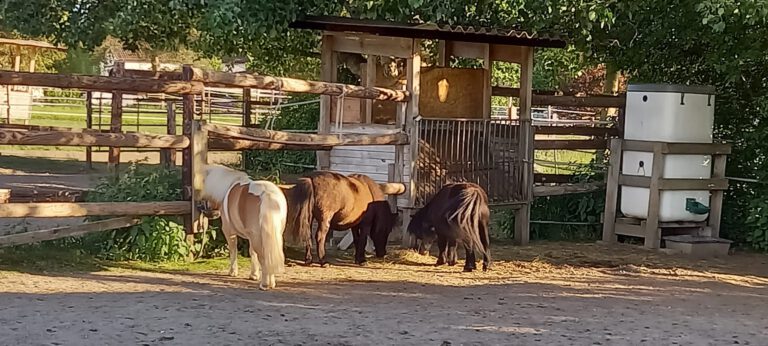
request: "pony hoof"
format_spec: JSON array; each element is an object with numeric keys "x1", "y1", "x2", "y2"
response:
[
  {"x1": 356, "y1": 261, "x2": 368, "y2": 267},
  {"x1": 259, "y1": 285, "x2": 270, "y2": 291},
  {"x1": 319, "y1": 262, "x2": 330, "y2": 268},
  {"x1": 463, "y1": 267, "x2": 474, "y2": 272},
  {"x1": 249, "y1": 275, "x2": 260, "y2": 281},
  {"x1": 228, "y1": 270, "x2": 238, "y2": 277}
]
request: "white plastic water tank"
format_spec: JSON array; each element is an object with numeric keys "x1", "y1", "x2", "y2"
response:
[{"x1": 620, "y1": 84, "x2": 716, "y2": 222}]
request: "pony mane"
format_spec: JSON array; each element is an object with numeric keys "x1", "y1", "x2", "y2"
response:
[{"x1": 202, "y1": 164, "x2": 251, "y2": 203}]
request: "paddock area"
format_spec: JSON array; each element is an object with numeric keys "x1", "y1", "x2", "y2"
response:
[{"x1": 1, "y1": 243, "x2": 766, "y2": 345}]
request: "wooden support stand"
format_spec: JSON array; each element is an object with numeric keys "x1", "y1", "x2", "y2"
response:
[{"x1": 602, "y1": 138, "x2": 731, "y2": 250}]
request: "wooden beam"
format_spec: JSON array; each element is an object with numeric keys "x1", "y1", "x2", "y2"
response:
[
  {"x1": 108, "y1": 61, "x2": 124, "y2": 172},
  {"x1": 0, "y1": 201, "x2": 191, "y2": 218},
  {"x1": 644, "y1": 146, "x2": 664, "y2": 249},
  {"x1": 534, "y1": 126, "x2": 619, "y2": 137},
  {"x1": 204, "y1": 123, "x2": 408, "y2": 146},
  {"x1": 514, "y1": 45, "x2": 534, "y2": 246},
  {"x1": 492, "y1": 86, "x2": 626, "y2": 108},
  {"x1": 327, "y1": 33, "x2": 414, "y2": 58},
  {"x1": 490, "y1": 44, "x2": 524, "y2": 63},
  {"x1": 0, "y1": 129, "x2": 189, "y2": 148},
  {"x1": 0, "y1": 217, "x2": 141, "y2": 247},
  {"x1": 364, "y1": 55, "x2": 376, "y2": 124},
  {"x1": 181, "y1": 65, "x2": 196, "y2": 237},
  {"x1": 708, "y1": 155, "x2": 727, "y2": 238},
  {"x1": 318, "y1": 35, "x2": 335, "y2": 170},
  {"x1": 0, "y1": 71, "x2": 204, "y2": 95},
  {"x1": 662, "y1": 143, "x2": 732, "y2": 155},
  {"x1": 602, "y1": 138, "x2": 622, "y2": 243},
  {"x1": 622, "y1": 140, "x2": 660, "y2": 152},
  {"x1": 482, "y1": 44, "x2": 492, "y2": 119},
  {"x1": 450, "y1": 41, "x2": 487, "y2": 59},
  {"x1": 533, "y1": 182, "x2": 604, "y2": 197},
  {"x1": 121, "y1": 69, "x2": 182, "y2": 81},
  {"x1": 619, "y1": 175, "x2": 651, "y2": 188},
  {"x1": 535, "y1": 139, "x2": 608, "y2": 150},
  {"x1": 0, "y1": 38, "x2": 67, "y2": 51},
  {"x1": 191, "y1": 120, "x2": 209, "y2": 234},
  {"x1": 208, "y1": 137, "x2": 332, "y2": 151},
  {"x1": 188, "y1": 67, "x2": 408, "y2": 102},
  {"x1": 160, "y1": 100, "x2": 177, "y2": 168},
  {"x1": 658, "y1": 178, "x2": 729, "y2": 191}
]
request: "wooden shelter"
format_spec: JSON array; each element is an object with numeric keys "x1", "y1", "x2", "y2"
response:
[
  {"x1": 0, "y1": 38, "x2": 67, "y2": 124},
  {"x1": 291, "y1": 16, "x2": 567, "y2": 245}
]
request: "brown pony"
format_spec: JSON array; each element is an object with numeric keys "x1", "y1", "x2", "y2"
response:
[{"x1": 284, "y1": 171, "x2": 396, "y2": 266}]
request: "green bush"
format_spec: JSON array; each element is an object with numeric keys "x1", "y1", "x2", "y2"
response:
[
  {"x1": 82, "y1": 162, "x2": 222, "y2": 261},
  {"x1": 494, "y1": 158, "x2": 606, "y2": 242},
  {"x1": 243, "y1": 94, "x2": 318, "y2": 176}
]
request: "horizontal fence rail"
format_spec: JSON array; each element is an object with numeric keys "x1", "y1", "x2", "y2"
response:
[{"x1": 0, "y1": 202, "x2": 192, "y2": 218}]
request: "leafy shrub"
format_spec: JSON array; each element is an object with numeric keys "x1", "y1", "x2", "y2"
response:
[
  {"x1": 82, "y1": 162, "x2": 222, "y2": 261},
  {"x1": 243, "y1": 94, "x2": 318, "y2": 176},
  {"x1": 494, "y1": 158, "x2": 606, "y2": 241}
]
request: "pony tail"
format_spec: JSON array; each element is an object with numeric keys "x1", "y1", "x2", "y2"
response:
[
  {"x1": 449, "y1": 188, "x2": 487, "y2": 257},
  {"x1": 285, "y1": 177, "x2": 314, "y2": 246},
  {"x1": 258, "y1": 193, "x2": 287, "y2": 274}
]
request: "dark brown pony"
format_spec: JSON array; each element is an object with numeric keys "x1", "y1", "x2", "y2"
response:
[
  {"x1": 284, "y1": 171, "x2": 396, "y2": 266},
  {"x1": 408, "y1": 182, "x2": 491, "y2": 272}
]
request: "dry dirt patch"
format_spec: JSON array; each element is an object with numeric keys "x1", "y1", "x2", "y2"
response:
[{"x1": 1, "y1": 243, "x2": 767, "y2": 345}]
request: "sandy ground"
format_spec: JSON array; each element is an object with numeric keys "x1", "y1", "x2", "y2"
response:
[{"x1": 1, "y1": 243, "x2": 767, "y2": 346}]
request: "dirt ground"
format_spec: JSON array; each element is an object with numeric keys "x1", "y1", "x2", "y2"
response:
[{"x1": 1, "y1": 243, "x2": 767, "y2": 346}]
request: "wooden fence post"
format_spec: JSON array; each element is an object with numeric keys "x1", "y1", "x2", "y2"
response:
[
  {"x1": 191, "y1": 119, "x2": 209, "y2": 239},
  {"x1": 85, "y1": 91, "x2": 93, "y2": 170},
  {"x1": 108, "y1": 61, "x2": 124, "y2": 172},
  {"x1": 181, "y1": 65, "x2": 197, "y2": 256},
  {"x1": 160, "y1": 100, "x2": 176, "y2": 168},
  {"x1": 242, "y1": 88, "x2": 251, "y2": 170}
]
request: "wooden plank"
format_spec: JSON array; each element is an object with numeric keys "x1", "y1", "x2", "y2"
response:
[
  {"x1": 191, "y1": 120, "x2": 209, "y2": 234},
  {"x1": 619, "y1": 175, "x2": 651, "y2": 188},
  {"x1": 0, "y1": 38, "x2": 67, "y2": 51},
  {"x1": 204, "y1": 123, "x2": 407, "y2": 146},
  {"x1": 622, "y1": 140, "x2": 661, "y2": 152},
  {"x1": 242, "y1": 88, "x2": 252, "y2": 126},
  {"x1": 602, "y1": 138, "x2": 622, "y2": 243},
  {"x1": 515, "y1": 46, "x2": 534, "y2": 246},
  {"x1": 209, "y1": 137, "x2": 331, "y2": 151},
  {"x1": 160, "y1": 100, "x2": 177, "y2": 168},
  {"x1": 364, "y1": 55, "x2": 376, "y2": 124},
  {"x1": 189, "y1": 67, "x2": 408, "y2": 102},
  {"x1": 437, "y1": 40, "x2": 448, "y2": 66},
  {"x1": 0, "y1": 217, "x2": 141, "y2": 247},
  {"x1": 0, "y1": 71, "x2": 204, "y2": 94},
  {"x1": 645, "y1": 147, "x2": 664, "y2": 249},
  {"x1": 331, "y1": 149, "x2": 395, "y2": 160},
  {"x1": 534, "y1": 173, "x2": 576, "y2": 184},
  {"x1": 0, "y1": 202, "x2": 191, "y2": 218},
  {"x1": 328, "y1": 33, "x2": 413, "y2": 58},
  {"x1": 490, "y1": 44, "x2": 523, "y2": 63},
  {"x1": 708, "y1": 155, "x2": 727, "y2": 238},
  {"x1": 122, "y1": 69, "x2": 182, "y2": 81},
  {"x1": 534, "y1": 126, "x2": 619, "y2": 137},
  {"x1": 318, "y1": 35, "x2": 335, "y2": 170},
  {"x1": 450, "y1": 41, "x2": 486, "y2": 59},
  {"x1": 492, "y1": 86, "x2": 626, "y2": 108},
  {"x1": 614, "y1": 222, "x2": 646, "y2": 238},
  {"x1": 0, "y1": 123, "x2": 105, "y2": 132},
  {"x1": 658, "y1": 178, "x2": 729, "y2": 191},
  {"x1": 482, "y1": 44, "x2": 492, "y2": 119},
  {"x1": 0, "y1": 129, "x2": 189, "y2": 148},
  {"x1": 85, "y1": 91, "x2": 94, "y2": 169},
  {"x1": 662, "y1": 143, "x2": 732, "y2": 155},
  {"x1": 535, "y1": 139, "x2": 608, "y2": 150},
  {"x1": 533, "y1": 182, "x2": 604, "y2": 197},
  {"x1": 406, "y1": 38, "x2": 421, "y2": 214},
  {"x1": 108, "y1": 61, "x2": 124, "y2": 172}
]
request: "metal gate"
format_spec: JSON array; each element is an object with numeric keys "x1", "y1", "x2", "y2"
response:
[{"x1": 413, "y1": 117, "x2": 526, "y2": 207}]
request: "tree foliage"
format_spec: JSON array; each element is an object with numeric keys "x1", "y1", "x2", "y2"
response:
[{"x1": 3, "y1": 0, "x2": 768, "y2": 247}]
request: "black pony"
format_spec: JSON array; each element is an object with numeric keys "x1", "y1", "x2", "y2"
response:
[{"x1": 408, "y1": 182, "x2": 491, "y2": 272}]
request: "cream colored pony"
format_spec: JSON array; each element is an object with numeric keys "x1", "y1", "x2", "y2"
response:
[{"x1": 199, "y1": 164, "x2": 287, "y2": 290}]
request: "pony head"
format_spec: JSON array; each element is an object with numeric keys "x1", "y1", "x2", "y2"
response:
[
  {"x1": 366, "y1": 201, "x2": 398, "y2": 258},
  {"x1": 407, "y1": 209, "x2": 437, "y2": 255},
  {"x1": 197, "y1": 164, "x2": 250, "y2": 220}
]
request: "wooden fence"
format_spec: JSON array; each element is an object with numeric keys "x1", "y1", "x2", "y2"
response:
[{"x1": 0, "y1": 65, "x2": 409, "y2": 246}]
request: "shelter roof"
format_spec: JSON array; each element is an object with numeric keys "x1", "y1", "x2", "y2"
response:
[{"x1": 290, "y1": 15, "x2": 567, "y2": 49}]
